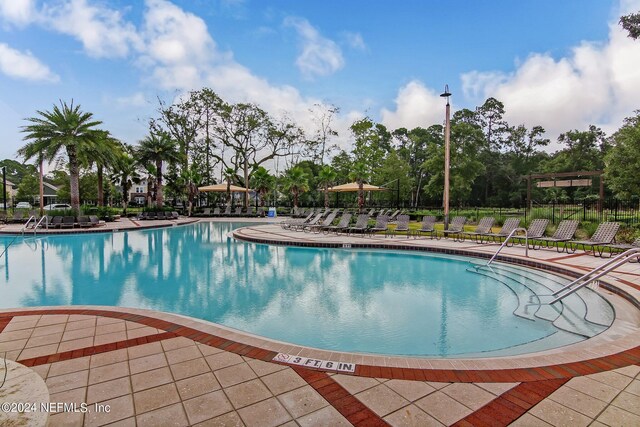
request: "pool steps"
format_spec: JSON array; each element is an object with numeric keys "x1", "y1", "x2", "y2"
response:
[{"x1": 470, "y1": 263, "x2": 612, "y2": 339}]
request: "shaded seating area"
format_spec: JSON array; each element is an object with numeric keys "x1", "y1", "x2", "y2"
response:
[{"x1": 568, "y1": 222, "x2": 620, "y2": 257}]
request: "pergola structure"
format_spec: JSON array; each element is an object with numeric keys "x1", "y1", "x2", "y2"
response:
[{"x1": 526, "y1": 170, "x2": 604, "y2": 210}]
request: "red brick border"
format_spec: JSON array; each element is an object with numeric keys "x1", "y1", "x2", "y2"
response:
[
  {"x1": 452, "y1": 378, "x2": 569, "y2": 426},
  {"x1": 293, "y1": 366, "x2": 389, "y2": 426}
]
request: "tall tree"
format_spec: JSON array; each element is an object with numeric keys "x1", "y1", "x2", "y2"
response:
[
  {"x1": 136, "y1": 131, "x2": 181, "y2": 208},
  {"x1": 19, "y1": 100, "x2": 103, "y2": 211},
  {"x1": 604, "y1": 111, "x2": 640, "y2": 198},
  {"x1": 620, "y1": 11, "x2": 640, "y2": 39},
  {"x1": 83, "y1": 130, "x2": 122, "y2": 207},
  {"x1": 283, "y1": 167, "x2": 309, "y2": 209},
  {"x1": 317, "y1": 165, "x2": 337, "y2": 209},
  {"x1": 110, "y1": 147, "x2": 141, "y2": 213},
  {"x1": 250, "y1": 167, "x2": 274, "y2": 207},
  {"x1": 307, "y1": 103, "x2": 339, "y2": 165},
  {"x1": 348, "y1": 161, "x2": 369, "y2": 212}
]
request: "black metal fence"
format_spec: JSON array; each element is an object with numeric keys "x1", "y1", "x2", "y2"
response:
[{"x1": 301, "y1": 198, "x2": 640, "y2": 226}]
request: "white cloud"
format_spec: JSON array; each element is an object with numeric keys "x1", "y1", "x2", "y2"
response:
[
  {"x1": 0, "y1": 43, "x2": 59, "y2": 82},
  {"x1": 461, "y1": 17, "x2": 640, "y2": 145},
  {"x1": 380, "y1": 80, "x2": 447, "y2": 131},
  {"x1": 342, "y1": 31, "x2": 366, "y2": 51},
  {"x1": 0, "y1": 0, "x2": 36, "y2": 26},
  {"x1": 40, "y1": 0, "x2": 141, "y2": 58},
  {"x1": 116, "y1": 92, "x2": 147, "y2": 107},
  {"x1": 284, "y1": 16, "x2": 344, "y2": 78}
]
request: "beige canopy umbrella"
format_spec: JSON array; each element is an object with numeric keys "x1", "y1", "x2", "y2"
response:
[
  {"x1": 198, "y1": 183, "x2": 253, "y2": 193},
  {"x1": 325, "y1": 182, "x2": 387, "y2": 192}
]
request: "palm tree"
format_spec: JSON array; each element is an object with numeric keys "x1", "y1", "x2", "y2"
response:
[
  {"x1": 317, "y1": 165, "x2": 337, "y2": 209},
  {"x1": 250, "y1": 167, "x2": 274, "y2": 207},
  {"x1": 283, "y1": 167, "x2": 309, "y2": 209},
  {"x1": 82, "y1": 130, "x2": 122, "y2": 207},
  {"x1": 349, "y1": 161, "x2": 369, "y2": 212},
  {"x1": 19, "y1": 100, "x2": 103, "y2": 211},
  {"x1": 110, "y1": 147, "x2": 141, "y2": 213},
  {"x1": 136, "y1": 132, "x2": 181, "y2": 208}
]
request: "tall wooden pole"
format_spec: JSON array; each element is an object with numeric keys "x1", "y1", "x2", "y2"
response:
[{"x1": 442, "y1": 86, "x2": 451, "y2": 230}]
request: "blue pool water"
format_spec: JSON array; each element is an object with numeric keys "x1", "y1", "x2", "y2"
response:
[{"x1": 0, "y1": 222, "x2": 610, "y2": 357}]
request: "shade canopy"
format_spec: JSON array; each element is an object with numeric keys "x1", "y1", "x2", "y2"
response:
[
  {"x1": 198, "y1": 183, "x2": 252, "y2": 193},
  {"x1": 325, "y1": 182, "x2": 387, "y2": 193}
]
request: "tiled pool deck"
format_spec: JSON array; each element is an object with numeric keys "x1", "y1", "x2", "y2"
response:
[{"x1": 0, "y1": 217, "x2": 639, "y2": 426}]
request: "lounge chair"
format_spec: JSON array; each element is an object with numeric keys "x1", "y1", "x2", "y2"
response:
[
  {"x1": 387, "y1": 210, "x2": 401, "y2": 221},
  {"x1": 513, "y1": 219, "x2": 549, "y2": 247},
  {"x1": 77, "y1": 216, "x2": 92, "y2": 227},
  {"x1": 137, "y1": 211, "x2": 148, "y2": 220},
  {"x1": 0, "y1": 211, "x2": 6, "y2": 224},
  {"x1": 49, "y1": 216, "x2": 63, "y2": 229},
  {"x1": 322, "y1": 213, "x2": 352, "y2": 234},
  {"x1": 221, "y1": 206, "x2": 232, "y2": 216},
  {"x1": 170, "y1": 211, "x2": 179, "y2": 220},
  {"x1": 146, "y1": 211, "x2": 157, "y2": 220},
  {"x1": 89, "y1": 215, "x2": 104, "y2": 226},
  {"x1": 257, "y1": 207, "x2": 265, "y2": 217},
  {"x1": 456, "y1": 217, "x2": 495, "y2": 243},
  {"x1": 246, "y1": 207, "x2": 256, "y2": 217},
  {"x1": 604, "y1": 237, "x2": 640, "y2": 259},
  {"x1": 296, "y1": 212, "x2": 324, "y2": 232},
  {"x1": 60, "y1": 216, "x2": 75, "y2": 229},
  {"x1": 390, "y1": 214, "x2": 410, "y2": 238},
  {"x1": 441, "y1": 216, "x2": 467, "y2": 240},
  {"x1": 368, "y1": 215, "x2": 389, "y2": 237},
  {"x1": 211, "y1": 207, "x2": 221, "y2": 217},
  {"x1": 347, "y1": 214, "x2": 370, "y2": 236},
  {"x1": 202, "y1": 208, "x2": 211, "y2": 216},
  {"x1": 568, "y1": 222, "x2": 620, "y2": 257},
  {"x1": 414, "y1": 216, "x2": 438, "y2": 239},
  {"x1": 531, "y1": 220, "x2": 579, "y2": 252},
  {"x1": 232, "y1": 206, "x2": 243, "y2": 216},
  {"x1": 281, "y1": 212, "x2": 314, "y2": 230},
  {"x1": 9, "y1": 211, "x2": 25, "y2": 223},
  {"x1": 308, "y1": 210, "x2": 339, "y2": 233},
  {"x1": 481, "y1": 218, "x2": 521, "y2": 243}
]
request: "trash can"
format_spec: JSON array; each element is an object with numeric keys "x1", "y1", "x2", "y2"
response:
[{"x1": 267, "y1": 207, "x2": 277, "y2": 218}]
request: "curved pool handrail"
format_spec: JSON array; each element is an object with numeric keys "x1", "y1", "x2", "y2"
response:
[{"x1": 475, "y1": 227, "x2": 528, "y2": 270}]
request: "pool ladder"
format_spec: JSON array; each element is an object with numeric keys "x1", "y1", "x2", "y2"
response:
[
  {"x1": 20, "y1": 216, "x2": 48, "y2": 235},
  {"x1": 545, "y1": 247, "x2": 640, "y2": 304}
]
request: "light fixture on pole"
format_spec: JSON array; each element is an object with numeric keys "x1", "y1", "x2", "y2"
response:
[{"x1": 440, "y1": 84, "x2": 451, "y2": 230}]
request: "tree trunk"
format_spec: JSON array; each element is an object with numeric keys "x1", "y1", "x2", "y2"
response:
[
  {"x1": 243, "y1": 161, "x2": 249, "y2": 209},
  {"x1": 324, "y1": 185, "x2": 329, "y2": 208},
  {"x1": 358, "y1": 182, "x2": 364, "y2": 213},
  {"x1": 97, "y1": 165, "x2": 104, "y2": 207},
  {"x1": 67, "y1": 146, "x2": 81, "y2": 212},
  {"x1": 156, "y1": 160, "x2": 163, "y2": 208},
  {"x1": 293, "y1": 190, "x2": 299, "y2": 209}
]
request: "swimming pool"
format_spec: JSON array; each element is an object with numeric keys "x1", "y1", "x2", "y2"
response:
[{"x1": 0, "y1": 222, "x2": 613, "y2": 357}]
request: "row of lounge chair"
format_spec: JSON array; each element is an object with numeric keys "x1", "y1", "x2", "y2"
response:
[
  {"x1": 198, "y1": 206, "x2": 265, "y2": 217},
  {"x1": 281, "y1": 210, "x2": 411, "y2": 237},
  {"x1": 418, "y1": 216, "x2": 629, "y2": 257},
  {"x1": 42, "y1": 215, "x2": 104, "y2": 229},
  {"x1": 137, "y1": 211, "x2": 180, "y2": 220},
  {"x1": 291, "y1": 207, "x2": 404, "y2": 222},
  {"x1": 281, "y1": 212, "x2": 636, "y2": 256}
]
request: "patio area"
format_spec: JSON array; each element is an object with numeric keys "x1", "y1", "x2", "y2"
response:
[{"x1": 0, "y1": 219, "x2": 639, "y2": 426}]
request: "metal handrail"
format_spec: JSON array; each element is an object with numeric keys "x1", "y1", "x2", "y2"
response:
[
  {"x1": 482, "y1": 227, "x2": 528, "y2": 268},
  {"x1": 549, "y1": 247, "x2": 640, "y2": 304},
  {"x1": 33, "y1": 216, "x2": 48, "y2": 233},
  {"x1": 20, "y1": 216, "x2": 36, "y2": 234}
]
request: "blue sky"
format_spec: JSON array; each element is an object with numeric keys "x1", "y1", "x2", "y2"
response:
[{"x1": 1, "y1": 0, "x2": 639, "y2": 164}]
